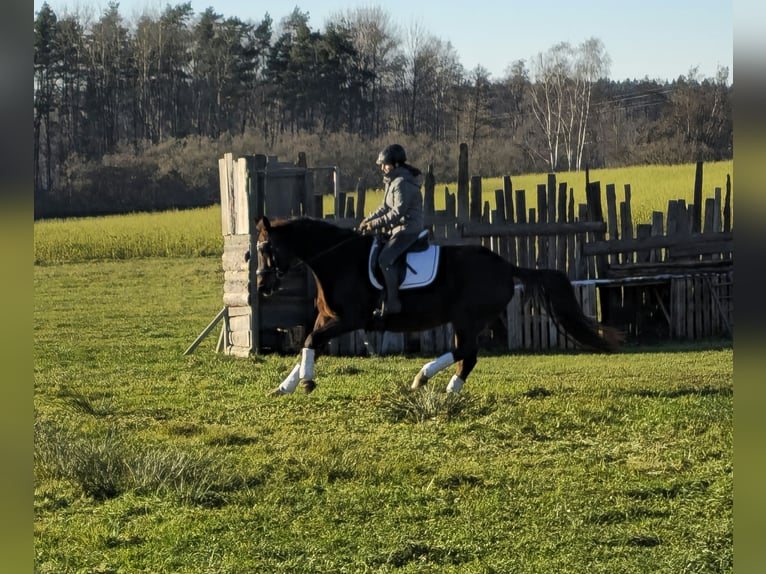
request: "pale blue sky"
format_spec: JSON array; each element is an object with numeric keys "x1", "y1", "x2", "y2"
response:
[{"x1": 34, "y1": 0, "x2": 738, "y2": 84}]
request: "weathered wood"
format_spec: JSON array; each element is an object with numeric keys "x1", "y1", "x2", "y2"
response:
[
  {"x1": 457, "y1": 143, "x2": 469, "y2": 221},
  {"x1": 461, "y1": 221, "x2": 605, "y2": 238},
  {"x1": 184, "y1": 307, "x2": 227, "y2": 355},
  {"x1": 423, "y1": 164, "x2": 435, "y2": 215},
  {"x1": 584, "y1": 231, "x2": 733, "y2": 256},
  {"x1": 606, "y1": 258, "x2": 732, "y2": 278},
  {"x1": 693, "y1": 161, "x2": 703, "y2": 233},
  {"x1": 470, "y1": 175, "x2": 483, "y2": 223}
]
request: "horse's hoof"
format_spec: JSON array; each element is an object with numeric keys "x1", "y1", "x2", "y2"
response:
[
  {"x1": 301, "y1": 380, "x2": 316, "y2": 394},
  {"x1": 267, "y1": 387, "x2": 287, "y2": 397},
  {"x1": 411, "y1": 372, "x2": 428, "y2": 390}
]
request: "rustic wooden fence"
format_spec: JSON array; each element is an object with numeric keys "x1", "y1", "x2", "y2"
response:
[{"x1": 197, "y1": 146, "x2": 732, "y2": 358}]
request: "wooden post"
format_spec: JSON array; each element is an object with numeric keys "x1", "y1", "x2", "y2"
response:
[
  {"x1": 692, "y1": 161, "x2": 703, "y2": 233},
  {"x1": 470, "y1": 175, "x2": 483, "y2": 223},
  {"x1": 457, "y1": 143, "x2": 469, "y2": 222},
  {"x1": 424, "y1": 164, "x2": 435, "y2": 215}
]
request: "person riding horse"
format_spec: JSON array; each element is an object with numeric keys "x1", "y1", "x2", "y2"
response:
[{"x1": 359, "y1": 144, "x2": 425, "y2": 318}]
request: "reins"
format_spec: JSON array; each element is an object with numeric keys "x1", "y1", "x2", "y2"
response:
[{"x1": 258, "y1": 230, "x2": 367, "y2": 277}]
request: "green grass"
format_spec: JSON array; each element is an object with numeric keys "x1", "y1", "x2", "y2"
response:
[
  {"x1": 34, "y1": 257, "x2": 733, "y2": 573},
  {"x1": 33, "y1": 161, "x2": 733, "y2": 266}
]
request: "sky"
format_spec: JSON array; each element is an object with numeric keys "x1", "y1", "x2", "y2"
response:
[{"x1": 33, "y1": 0, "x2": 741, "y2": 84}]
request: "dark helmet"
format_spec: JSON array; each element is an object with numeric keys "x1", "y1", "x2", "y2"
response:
[{"x1": 376, "y1": 144, "x2": 407, "y2": 166}]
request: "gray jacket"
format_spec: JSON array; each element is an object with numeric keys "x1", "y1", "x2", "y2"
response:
[{"x1": 363, "y1": 165, "x2": 424, "y2": 235}]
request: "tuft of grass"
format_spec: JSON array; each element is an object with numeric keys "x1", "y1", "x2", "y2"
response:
[
  {"x1": 377, "y1": 383, "x2": 476, "y2": 423},
  {"x1": 34, "y1": 417, "x2": 241, "y2": 506}
]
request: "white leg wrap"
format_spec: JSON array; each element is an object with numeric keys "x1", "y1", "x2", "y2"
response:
[
  {"x1": 299, "y1": 348, "x2": 315, "y2": 380},
  {"x1": 446, "y1": 374, "x2": 465, "y2": 393},
  {"x1": 278, "y1": 363, "x2": 301, "y2": 393},
  {"x1": 421, "y1": 352, "x2": 455, "y2": 379}
]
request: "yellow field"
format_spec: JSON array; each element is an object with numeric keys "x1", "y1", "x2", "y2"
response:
[{"x1": 355, "y1": 161, "x2": 733, "y2": 226}]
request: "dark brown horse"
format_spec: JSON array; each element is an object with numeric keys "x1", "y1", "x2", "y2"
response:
[{"x1": 255, "y1": 216, "x2": 622, "y2": 395}]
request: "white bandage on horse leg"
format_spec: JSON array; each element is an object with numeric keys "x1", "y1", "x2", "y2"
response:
[
  {"x1": 446, "y1": 374, "x2": 465, "y2": 393},
  {"x1": 421, "y1": 352, "x2": 455, "y2": 379},
  {"x1": 299, "y1": 348, "x2": 315, "y2": 380},
  {"x1": 279, "y1": 363, "x2": 301, "y2": 393}
]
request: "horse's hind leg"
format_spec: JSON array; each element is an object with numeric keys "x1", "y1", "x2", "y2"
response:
[
  {"x1": 411, "y1": 325, "x2": 479, "y2": 393},
  {"x1": 445, "y1": 327, "x2": 479, "y2": 393}
]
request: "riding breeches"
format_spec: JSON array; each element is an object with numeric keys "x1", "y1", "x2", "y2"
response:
[{"x1": 377, "y1": 231, "x2": 420, "y2": 270}]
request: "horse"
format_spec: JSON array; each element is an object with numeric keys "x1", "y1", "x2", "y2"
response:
[{"x1": 254, "y1": 216, "x2": 623, "y2": 395}]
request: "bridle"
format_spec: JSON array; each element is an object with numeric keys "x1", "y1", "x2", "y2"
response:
[
  {"x1": 255, "y1": 229, "x2": 367, "y2": 282},
  {"x1": 255, "y1": 239, "x2": 289, "y2": 279}
]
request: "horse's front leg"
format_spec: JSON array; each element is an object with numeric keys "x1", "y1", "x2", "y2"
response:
[{"x1": 268, "y1": 313, "x2": 350, "y2": 396}]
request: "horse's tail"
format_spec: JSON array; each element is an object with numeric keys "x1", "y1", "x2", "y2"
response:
[{"x1": 512, "y1": 266, "x2": 624, "y2": 352}]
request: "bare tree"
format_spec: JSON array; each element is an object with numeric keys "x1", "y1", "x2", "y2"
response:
[
  {"x1": 529, "y1": 42, "x2": 571, "y2": 170},
  {"x1": 340, "y1": 6, "x2": 400, "y2": 136},
  {"x1": 569, "y1": 37, "x2": 610, "y2": 170}
]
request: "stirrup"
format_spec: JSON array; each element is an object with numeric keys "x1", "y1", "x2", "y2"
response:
[{"x1": 373, "y1": 300, "x2": 401, "y2": 318}]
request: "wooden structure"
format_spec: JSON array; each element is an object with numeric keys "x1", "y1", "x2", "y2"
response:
[
  {"x1": 205, "y1": 145, "x2": 732, "y2": 357},
  {"x1": 212, "y1": 152, "x2": 336, "y2": 356}
]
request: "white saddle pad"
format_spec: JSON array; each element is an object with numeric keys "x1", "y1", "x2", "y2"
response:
[{"x1": 368, "y1": 244, "x2": 440, "y2": 290}]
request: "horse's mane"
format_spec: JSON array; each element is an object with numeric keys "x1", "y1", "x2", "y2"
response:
[
  {"x1": 272, "y1": 216, "x2": 356, "y2": 237},
  {"x1": 270, "y1": 217, "x2": 361, "y2": 251}
]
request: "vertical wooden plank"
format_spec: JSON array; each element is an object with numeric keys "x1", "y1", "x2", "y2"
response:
[
  {"x1": 457, "y1": 143, "x2": 469, "y2": 222},
  {"x1": 219, "y1": 154, "x2": 233, "y2": 236},
  {"x1": 586, "y1": 181, "x2": 608, "y2": 282},
  {"x1": 578, "y1": 203, "x2": 591, "y2": 279},
  {"x1": 671, "y1": 277, "x2": 681, "y2": 338},
  {"x1": 676, "y1": 200, "x2": 689, "y2": 235},
  {"x1": 423, "y1": 164, "x2": 435, "y2": 215},
  {"x1": 723, "y1": 175, "x2": 732, "y2": 232},
  {"x1": 713, "y1": 187, "x2": 722, "y2": 232},
  {"x1": 536, "y1": 184, "x2": 547, "y2": 269},
  {"x1": 356, "y1": 181, "x2": 367, "y2": 219},
  {"x1": 493, "y1": 189, "x2": 507, "y2": 258},
  {"x1": 527, "y1": 208, "x2": 537, "y2": 270},
  {"x1": 547, "y1": 174, "x2": 558, "y2": 271},
  {"x1": 504, "y1": 176, "x2": 517, "y2": 265},
  {"x1": 605, "y1": 183, "x2": 618, "y2": 267},
  {"x1": 686, "y1": 276, "x2": 695, "y2": 340},
  {"x1": 470, "y1": 175, "x2": 483, "y2": 222},
  {"x1": 651, "y1": 211, "x2": 664, "y2": 262},
  {"x1": 557, "y1": 181, "x2": 568, "y2": 273},
  {"x1": 666, "y1": 200, "x2": 678, "y2": 236},
  {"x1": 345, "y1": 196, "x2": 355, "y2": 219},
  {"x1": 568, "y1": 190, "x2": 577, "y2": 280},
  {"x1": 692, "y1": 161, "x2": 703, "y2": 233},
  {"x1": 636, "y1": 224, "x2": 652, "y2": 263},
  {"x1": 702, "y1": 275, "x2": 712, "y2": 337},
  {"x1": 507, "y1": 289, "x2": 522, "y2": 350},
  {"x1": 516, "y1": 190, "x2": 528, "y2": 268}
]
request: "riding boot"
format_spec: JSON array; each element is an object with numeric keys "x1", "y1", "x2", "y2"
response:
[{"x1": 374, "y1": 265, "x2": 402, "y2": 318}]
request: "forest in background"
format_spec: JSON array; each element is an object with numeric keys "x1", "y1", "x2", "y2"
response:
[{"x1": 33, "y1": 2, "x2": 732, "y2": 219}]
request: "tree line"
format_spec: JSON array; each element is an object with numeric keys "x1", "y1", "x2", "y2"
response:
[{"x1": 33, "y1": 2, "x2": 732, "y2": 218}]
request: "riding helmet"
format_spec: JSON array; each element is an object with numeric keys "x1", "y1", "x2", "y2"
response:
[{"x1": 376, "y1": 144, "x2": 407, "y2": 166}]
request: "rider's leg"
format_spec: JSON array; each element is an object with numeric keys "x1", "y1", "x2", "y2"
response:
[{"x1": 374, "y1": 240, "x2": 405, "y2": 317}]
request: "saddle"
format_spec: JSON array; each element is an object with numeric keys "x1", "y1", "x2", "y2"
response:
[{"x1": 368, "y1": 230, "x2": 440, "y2": 290}]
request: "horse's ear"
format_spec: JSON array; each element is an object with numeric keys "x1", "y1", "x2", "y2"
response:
[{"x1": 260, "y1": 216, "x2": 271, "y2": 230}]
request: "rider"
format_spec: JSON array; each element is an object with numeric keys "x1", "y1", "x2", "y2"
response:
[{"x1": 359, "y1": 144, "x2": 424, "y2": 318}]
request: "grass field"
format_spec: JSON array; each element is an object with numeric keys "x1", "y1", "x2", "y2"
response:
[
  {"x1": 33, "y1": 160, "x2": 732, "y2": 266},
  {"x1": 34, "y1": 256, "x2": 733, "y2": 573}
]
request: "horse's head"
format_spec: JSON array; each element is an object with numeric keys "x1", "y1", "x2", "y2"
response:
[{"x1": 254, "y1": 216, "x2": 291, "y2": 296}]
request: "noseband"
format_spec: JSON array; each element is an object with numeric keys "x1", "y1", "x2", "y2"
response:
[{"x1": 255, "y1": 240, "x2": 288, "y2": 278}]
